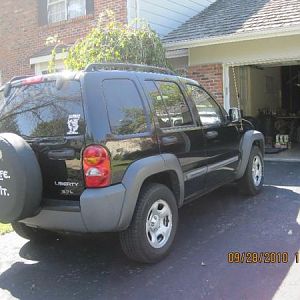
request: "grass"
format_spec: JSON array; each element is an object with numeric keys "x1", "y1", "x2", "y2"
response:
[{"x1": 0, "y1": 223, "x2": 13, "y2": 235}]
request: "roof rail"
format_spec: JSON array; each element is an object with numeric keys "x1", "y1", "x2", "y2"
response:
[
  {"x1": 84, "y1": 63, "x2": 176, "y2": 75},
  {"x1": 9, "y1": 75, "x2": 33, "y2": 83}
]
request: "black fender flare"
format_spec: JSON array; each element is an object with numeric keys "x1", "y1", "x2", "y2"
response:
[
  {"x1": 235, "y1": 130, "x2": 265, "y2": 180},
  {"x1": 118, "y1": 154, "x2": 184, "y2": 229}
]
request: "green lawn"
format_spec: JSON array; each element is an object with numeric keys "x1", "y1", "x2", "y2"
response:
[{"x1": 0, "y1": 223, "x2": 13, "y2": 235}]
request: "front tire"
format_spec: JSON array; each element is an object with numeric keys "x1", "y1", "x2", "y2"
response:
[
  {"x1": 239, "y1": 145, "x2": 264, "y2": 196},
  {"x1": 120, "y1": 183, "x2": 178, "y2": 263}
]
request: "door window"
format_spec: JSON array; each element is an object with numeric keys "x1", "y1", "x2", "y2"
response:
[
  {"x1": 152, "y1": 81, "x2": 193, "y2": 128},
  {"x1": 187, "y1": 85, "x2": 224, "y2": 126}
]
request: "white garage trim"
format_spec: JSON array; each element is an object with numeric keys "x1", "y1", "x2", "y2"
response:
[
  {"x1": 222, "y1": 64, "x2": 230, "y2": 112},
  {"x1": 223, "y1": 56, "x2": 300, "y2": 68},
  {"x1": 165, "y1": 25, "x2": 300, "y2": 51}
]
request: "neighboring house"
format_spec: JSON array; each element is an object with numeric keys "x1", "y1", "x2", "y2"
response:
[
  {"x1": 164, "y1": 0, "x2": 300, "y2": 111},
  {"x1": 0, "y1": 0, "x2": 214, "y2": 84}
]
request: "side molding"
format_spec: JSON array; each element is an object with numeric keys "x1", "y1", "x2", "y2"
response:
[
  {"x1": 235, "y1": 130, "x2": 265, "y2": 179},
  {"x1": 118, "y1": 154, "x2": 184, "y2": 229}
]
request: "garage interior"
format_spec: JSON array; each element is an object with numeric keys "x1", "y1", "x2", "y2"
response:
[{"x1": 229, "y1": 62, "x2": 300, "y2": 161}]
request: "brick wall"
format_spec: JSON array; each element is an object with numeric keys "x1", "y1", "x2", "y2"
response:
[
  {"x1": 188, "y1": 64, "x2": 224, "y2": 105},
  {"x1": 0, "y1": 0, "x2": 127, "y2": 83}
]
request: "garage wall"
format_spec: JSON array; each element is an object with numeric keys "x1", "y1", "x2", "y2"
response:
[
  {"x1": 249, "y1": 67, "x2": 281, "y2": 116},
  {"x1": 229, "y1": 66, "x2": 281, "y2": 117},
  {"x1": 229, "y1": 66, "x2": 251, "y2": 114},
  {"x1": 188, "y1": 64, "x2": 223, "y2": 105}
]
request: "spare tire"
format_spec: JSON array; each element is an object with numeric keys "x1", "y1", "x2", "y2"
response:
[{"x1": 0, "y1": 133, "x2": 42, "y2": 223}]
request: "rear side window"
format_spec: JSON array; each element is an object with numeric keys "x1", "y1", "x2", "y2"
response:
[
  {"x1": 102, "y1": 79, "x2": 148, "y2": 135},
  {"x1": 0, "y1": 80, "x2": 84, "y2": 137},
  {"x1": 154, "y1": 81, "x2": 193, "y2": 128}
]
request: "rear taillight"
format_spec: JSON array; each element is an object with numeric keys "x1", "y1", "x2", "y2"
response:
[{"x1": 83, "y1": 145, "x2": 111, "y2": 188}]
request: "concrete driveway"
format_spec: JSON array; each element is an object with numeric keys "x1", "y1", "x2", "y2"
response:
[{"x1": 0, "y1": 162, "x2": 300, "y2": 300}]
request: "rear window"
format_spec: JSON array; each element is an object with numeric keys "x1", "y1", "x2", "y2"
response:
[{"x1": 0, "y1": 80, "x2": 84, "y2": 137}]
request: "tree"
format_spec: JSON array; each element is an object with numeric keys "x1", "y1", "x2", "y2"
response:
[{"x1": 52, "y1": 10, "x2": 169, "y2": 71}]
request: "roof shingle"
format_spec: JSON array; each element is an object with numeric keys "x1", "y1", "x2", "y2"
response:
[{"x1": 163, "y1": 0, "x2": 300, "y2": 44}]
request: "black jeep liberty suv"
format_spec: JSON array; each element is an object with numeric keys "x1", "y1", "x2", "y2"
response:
[{"x1": 0, "y1": 63, "x2": 264, "y2": 263}]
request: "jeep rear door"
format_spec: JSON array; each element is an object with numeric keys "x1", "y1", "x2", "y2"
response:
[
  {"x1": 0, "y1": 79, "x2": 86, "y2": 201},
  {"x1": 143, "y1": 77, "x2": 207, "y2": 199}
]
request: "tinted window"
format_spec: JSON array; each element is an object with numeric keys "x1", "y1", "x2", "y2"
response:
[
  {"x1": 187, "y1": 84, "x2": 223, "y2": 126},
  {"x1": 103, "y1": 79, "x2": 148, "y2": 135},
  {"x1": 0, "y1": 80, "x2": 84, "y2": 137},
  {"x1": 144, "y1": 81, "x2": 171, "y2": 128},
  {"x1": 155, "y1": 81, "x2": 193, "y2": 127}
]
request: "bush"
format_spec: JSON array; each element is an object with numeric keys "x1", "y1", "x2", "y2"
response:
[{"x1": 62, "y1": 11, "x2": 168, "y2": 71}]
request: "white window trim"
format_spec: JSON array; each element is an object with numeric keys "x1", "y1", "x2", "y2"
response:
[{"x1": 30, "y1": 52, "x2": 68, "y2": 75}]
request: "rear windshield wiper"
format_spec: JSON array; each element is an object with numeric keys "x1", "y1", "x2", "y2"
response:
[{"x1": 22, "y1": 136, "x2": 66, "y2": 145}]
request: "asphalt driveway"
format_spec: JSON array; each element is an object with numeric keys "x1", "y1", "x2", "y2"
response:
[{"x1": 0, "y1": 161, "x2": 300, "y2": 300}]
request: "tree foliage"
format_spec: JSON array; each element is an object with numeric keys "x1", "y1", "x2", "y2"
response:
[{"x1": 63, "y1": 10, "x2": 169, "y2": 70}]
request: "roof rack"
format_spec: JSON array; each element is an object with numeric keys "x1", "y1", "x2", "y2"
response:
[
  {"x1": 84, "y1": 63, "x2": 176, "y2": 75},
  {"x1": 9, "y1": 75, "x2": 33, "y2": 83}
]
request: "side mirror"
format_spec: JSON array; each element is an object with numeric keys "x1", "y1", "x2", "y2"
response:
[{"x1": 229, "y1": 108, "x2": 242, "y2": 123}]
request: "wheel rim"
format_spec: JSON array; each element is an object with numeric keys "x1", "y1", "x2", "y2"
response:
[
  {"x1": 146, "y1": 199, "x2": 173, "y2": 249},
  {"x1": 252, "y1": 155, "x2": 263, "y2": 187}
]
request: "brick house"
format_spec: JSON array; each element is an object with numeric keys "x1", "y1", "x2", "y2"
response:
[
  {"x1": 0, "y1": 0, "x2": 214, "y2": 84},
  {"x1": 0, "y1": 0, "x2": 127, "y2": 83}
]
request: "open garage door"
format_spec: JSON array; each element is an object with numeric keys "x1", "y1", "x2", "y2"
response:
[{"x1": 228, "y1": 62, "x2": 300, "y2": 162}]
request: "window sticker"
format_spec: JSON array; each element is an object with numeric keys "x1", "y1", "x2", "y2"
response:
[{"x1": 67, "y1": 114, "x2": 80, "y2": 135}]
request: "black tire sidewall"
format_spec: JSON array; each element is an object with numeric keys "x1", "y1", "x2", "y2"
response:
[
  {"x1": 139, "y1": 185, "x2": 178, "y2": 258},
  {"x1": 131, "y1": 184, "x2": 178, "y2": 263},
  {"x1": 245, "y1": 146, "x2": 264, "y2": 194}
]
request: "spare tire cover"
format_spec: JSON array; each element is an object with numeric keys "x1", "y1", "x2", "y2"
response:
[{"x1": 0, "y1": 133, "x2": 42, "y2": 223}]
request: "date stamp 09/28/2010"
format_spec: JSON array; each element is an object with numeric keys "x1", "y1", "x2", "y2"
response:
[{"x1": 227, "y1": 252, "x2": 300, "y2": 264}]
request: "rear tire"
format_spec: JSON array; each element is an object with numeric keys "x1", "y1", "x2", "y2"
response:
[
  {"x1": 120, "y1": 183, "x2": 178, "y2": 264},
  {"x1": 12, "y1": 222, "x2": 51, "y2": 241},
  {"x1": 239, "y1": 146, "x2": 264, "y2": 196}
]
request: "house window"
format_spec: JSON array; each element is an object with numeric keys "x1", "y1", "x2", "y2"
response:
[{"x1": 47, "y1": 0, "x2": 86, "y2": 24}]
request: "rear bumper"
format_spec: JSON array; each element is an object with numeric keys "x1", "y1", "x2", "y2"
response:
[{"x1": 21, "y1": 184, "x2": 126, "y2": 233}]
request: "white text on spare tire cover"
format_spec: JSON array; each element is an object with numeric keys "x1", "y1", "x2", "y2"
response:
[
  {"x1": 0, "y1": 160, "x2": 11, "y2": 196},
  {"x1": 0, "y1": 133, "x2": 43, "y2": 223}
]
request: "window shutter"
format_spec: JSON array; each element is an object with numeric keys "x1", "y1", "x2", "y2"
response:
[
  {"x1": 38, "y1": 0, "x2": 48, "y2": 25},
  {"x1": 86, "y1": 0, "x2": 94, "y2": 15}
]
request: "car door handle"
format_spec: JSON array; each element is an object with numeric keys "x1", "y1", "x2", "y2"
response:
[
  {"x1": 48, "y1": 149, "x2": 76, "y2": 160},
  {"x1": 161, "y1": 136, "x2": 178, "y2": 146},
  {"x1": 205, "y1": 131, "x2": 218, "y2": 140}
]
